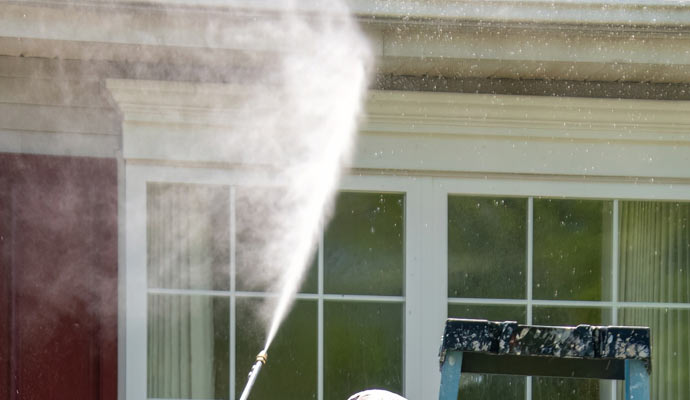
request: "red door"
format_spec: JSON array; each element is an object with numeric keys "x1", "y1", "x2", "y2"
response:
[{"x1": 0, "y1": 153, "x2": 117, "y2": 400}]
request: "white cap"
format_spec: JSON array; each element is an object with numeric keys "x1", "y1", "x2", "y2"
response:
[{"x1": 348, "y1": 389, "x2": 407, "y2": 400}]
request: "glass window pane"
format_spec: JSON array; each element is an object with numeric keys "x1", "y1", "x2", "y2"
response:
[
  {"x1": 324, "y1": 192, "x2": 404, "y2": 296},
  {"x1": 533, "y1": 199, "x2": 612, "y2": 301},
  {"x1": 147, "y1": 183, "x2": 230, "y2": 290},
  {"x1": 448, "y1": 304, "x2": 526, "y2": 400},
  {"x1": 324, "y1": 301, "x2": 403, "y2": 399},
  {"x1": 300, "y1": 251, "x2": 318, "y2": 294},
  {"x1": 619, "y1": 201, "x2": 690, "y2": 303},
  {"x1": 236, "y1": 298, "x2": 317, "y2": 400},
  {"x1": 532, "y1": 307, "x2": 610, "y2": 327},
  {"x1": 235, "y1": 186, "x2": 289, "y2": 293},
  {"x1": 448, "y1": 196, "x2": 526, "y2": 299},
  {"x1": 148, "y1": 294, "x2": 229, "y2": 399},
  {"x1": 532, "y1": 307, "x2": 611, "y2": 400},
  {"x1": 459, "y1": 374, "x2": 525, "y2": 400},
  {"x1": 618, "y1": 308, "x2": 690, "y2": 400},
  {"x1": 448, "y1": 304, "x2": 526, "y2": 323},
  {"x1": 533, "y1": 377, "x2": 601, "y2": 400}
]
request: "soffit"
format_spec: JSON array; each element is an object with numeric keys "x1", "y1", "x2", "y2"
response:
[
  {"x1": 1, "y1": 0, "x2": 689, "y2": 83},
  {"x1": 351, "y1": 0, "x2": 690, "y2": 27}
]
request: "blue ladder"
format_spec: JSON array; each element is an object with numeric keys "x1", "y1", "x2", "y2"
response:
[{"x1": 438, "y1": 319, "x2": 651, "y2": 400}]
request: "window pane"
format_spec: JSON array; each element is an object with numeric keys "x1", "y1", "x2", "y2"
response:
[
  {"x1": 448, "y1": 304, "x2": 526, "y2": 323},
  {"x1": 532, "y1": 307, "x2": 610, "y2": 327},
  {"x1": 147, "y1": 183, "x2": 230, "y2": 290},
  {"x1": 324, "y1": 192, "x2": 404, "y2": 296},
  {"x1": 532, "y1": 307, "x2": 611, "y2": 400},
  {"x1": 448, "y1": 196, "x2": 526, "y2": 299},
  {"x1": 148, "y1": 294, "x2": 229, "y2": 399},
  {"x1": 618, "y1": 308, "x2": 690, "y2": 400},
  {"x1": 448, "y1": 304, "x2": 526, "y2": 400},
  {"x1": 235, "y1": 186, "x2": 287, "y2": 293},
  {"x1": 619, "y1": 201, "x2": 690, "y2": 303},
  {"x1": 533, "y1": 199, "x2": 612, "y2": 301},
  {"x1": 300, "y1": 251, "x2": 318, "y2": 294},
  {"x1": 459, "y1": 374, "x2": 525, "y2": 400},
  {"x1": 324, "y1": 301, "x2": 403, "y2": 399},
  {"x1": 235, "y1": 185, "x2": 318, "y2": 294},
  {"x1": 236, "y1": 299, "x2": 317, "y2": 400},
  {"x1": 533, "y1": 377, "x2": 601, "y2": 400}
]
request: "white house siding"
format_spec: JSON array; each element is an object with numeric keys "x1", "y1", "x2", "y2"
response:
[{"x1": 0, "y1": 56, "x2": 120, "y2": 158}]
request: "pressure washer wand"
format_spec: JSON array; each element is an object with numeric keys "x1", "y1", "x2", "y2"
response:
[{"x1": 239, "y1": 350, "x2": 268, "y2": 400}]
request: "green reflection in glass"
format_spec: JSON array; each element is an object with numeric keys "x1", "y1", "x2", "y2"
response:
[
  {"x1": 324, "y1": 301, "x2": 403, "y2": 399},
  {"x1": 147, "y1": 183, "x2": 230, "y2": 291},
  {"x1": 235, "y1": 186, "x2": 288, "y2": 293},
  {"x1": 236, "y1": 299, "x2": 317, "y2": 400},
  {"x1": 324, "y1": 192, "x2": 404, "y2": 296},
  {"x1": 532, "y1": 307, "x2": 609, "y2": 327},
  {"x1": 533, "y1": 199, "x2": 612, "y2": 301},
  {"x1": 619, "y1": 201, "x2": 690, "y2": 303},
  {"x1": 448, "y1": 304, "x2": 526, "y2": 323},
  {"x1": 458, "y1": 374, "x2": 525, "y2": 400},
  {"x1": 532, "y1": 307, "x2": 610, "y2": 400},
  {"x1": 533, "y1": 377, "x2": 600, "y2": 400},
  {"x1": 618, "y1": 308, "x2": 690, "y2": 400},
  {"x1": 448, "y1": 304, "x2": 526, "y2": 400},
  {"x1": 300, "y1": 251, "x2": 318, "y2": 294},
  {"x1": 448, "y1": 196, "x2": 526, "y2": 299},
  {"x1": 147, "y1": 294, "x2": 229, "y2": 399}
]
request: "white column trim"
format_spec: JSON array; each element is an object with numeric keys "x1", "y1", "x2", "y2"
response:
[{"x1": 124, "y1": 163, "x2": 149, "y2": 400}]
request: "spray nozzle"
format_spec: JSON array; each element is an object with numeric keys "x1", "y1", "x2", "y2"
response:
[
  {"x1": 256, "y1": 350, "x2": 268, "y2": 364},
  {"x1": 239, "y1": 350, "x2": 269, "y2": 400}
]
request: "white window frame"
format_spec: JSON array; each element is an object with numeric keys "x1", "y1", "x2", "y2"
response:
[
  {"x1": 110, "y1": 81, "x2": 690, "y2": 399},
  {"x1": 124, "y1": 163, "x2": 429, "y2": 400},
  {"x1": 432, "y1": 175, "x2": 690, "y2": 400}
]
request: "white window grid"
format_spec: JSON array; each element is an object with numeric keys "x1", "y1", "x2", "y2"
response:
[
  {"x1": 438, "y1": 177, "x2": 690, "y2": 400},
  {"x1": 125, "y1": 165, "x2": 423, "y2": 400},
  {"x1": 126, "y1": 164, "x2": 690, "y2": 400}
]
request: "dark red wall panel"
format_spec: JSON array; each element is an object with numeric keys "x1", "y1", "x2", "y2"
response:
[
  {"x1": 0, "y1": 155, "x2": 11, "y2": 400},
  {"x1": 0, "y1": 153, "x2": 117, "y2": 400}
]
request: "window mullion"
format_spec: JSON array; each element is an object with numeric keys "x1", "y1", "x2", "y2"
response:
[
  {"x1": 229, "y1": 186, "x2": 236, "y2": 400},
  {"x1": 318, "y1": 227, "x2": 324, "y2": 400},
  {"x1": 402, "y1": 178, "x2": 424, "y2": 399},
  {"x1": 610, "y1": 199, "x2": 620, "y2": 400},
  {"x1": 526, "y1": 196, "x2": 534, "y2": 400},
  {"x1": 126, "y1": 168, "x2": 148, "y2": 399},
  {"x1": 419, "y1": 177, "x2": 448, "y2": 399}
]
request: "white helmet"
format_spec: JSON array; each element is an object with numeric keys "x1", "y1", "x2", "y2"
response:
[{"x1": 348, "y1": 389, "x2": 407, "y2": 400}]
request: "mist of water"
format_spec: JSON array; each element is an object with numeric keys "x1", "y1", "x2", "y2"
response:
[
  {"x1": 5, "y1": 0, "x2": 372, "y2": 386},
  {"x1": 222, "y1": 2, "x2": 373, "y2": 352}
]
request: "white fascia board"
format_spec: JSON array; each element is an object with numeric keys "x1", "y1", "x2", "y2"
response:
[
  {"x1": 106, "y1": 79, "x2": 690, "y2": 179},
  {"x1": 106, "y1": 79, "x2": 291, "y2": 166},
  {"x1": 350, "y1": 0, "x2": 690, "y2": 27},
  {"x1": 2, "y1": 1, "x2": 690, "y2": 82},
  {"x1": 356, "y1": 90, "x2": 690, "y2": 179},
  {"x1": 364, "y1": 90, "x2": 690, "y2": 142},
  {"x1": 0, "y1": 2, "x2": 281, "y2": 52},
  {"x1": 372, "y1": 25, "x2": 690, "y2": 82}
]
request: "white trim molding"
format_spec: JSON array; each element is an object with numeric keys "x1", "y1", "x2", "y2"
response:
[
  {"x1": 106, "y1": 79, "x2": 690, "y2": 179},
  {"x1": 106, "y1": 79, "x2": 283, "y2": 166},
  {"x1": 2, "y1": 1, "x2": 690, "y2": 83},
  {"x1": 351, "y1": 0, "x2": 690, "y2": 26},
  {"x1": 357, "y1": 90, "x2": 690, "y2": 179}
]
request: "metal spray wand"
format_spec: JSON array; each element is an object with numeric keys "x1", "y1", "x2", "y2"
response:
[{"x1": 239, "y1": 350, "x2": 268, "y2": 400}]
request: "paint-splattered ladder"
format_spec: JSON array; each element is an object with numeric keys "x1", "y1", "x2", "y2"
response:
[{"x1": 438, "y1": 319, "x2": 650, "y2": 400}]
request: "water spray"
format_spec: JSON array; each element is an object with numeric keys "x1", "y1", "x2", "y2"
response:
[{"x1": 239, "y1": 349, "x2": 268, "y2": 400}]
